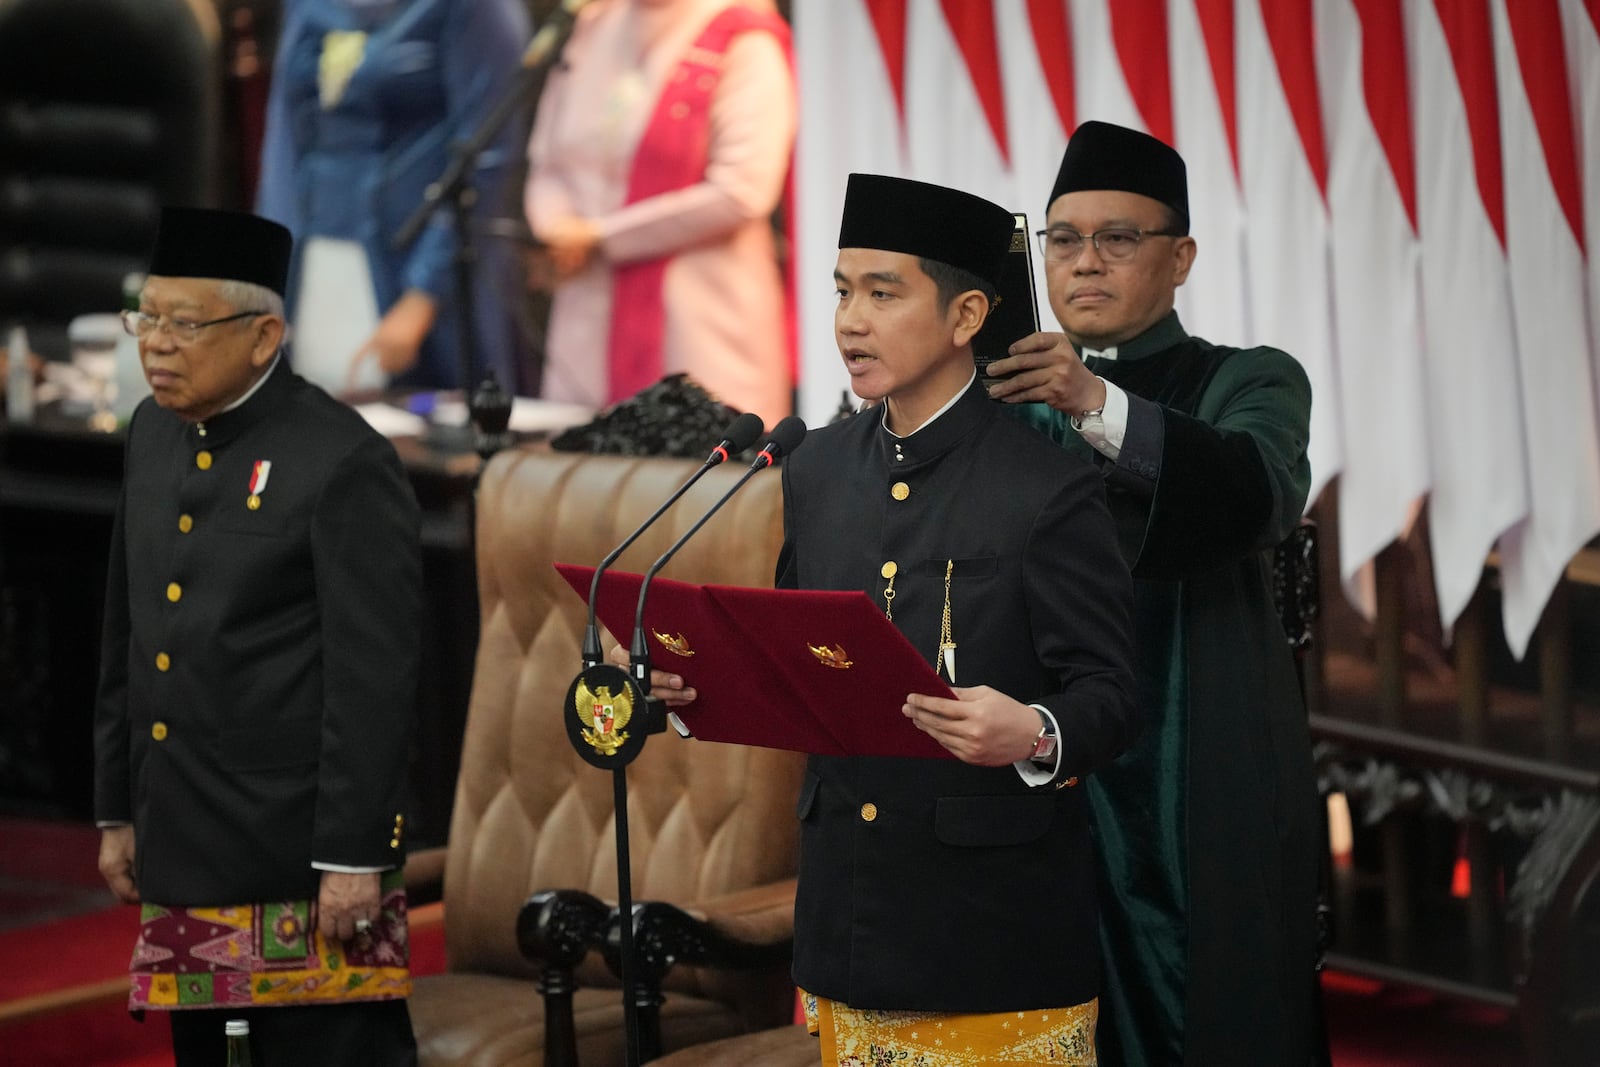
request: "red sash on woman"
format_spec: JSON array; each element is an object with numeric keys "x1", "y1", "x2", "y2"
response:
[{"x1": 605, "y1": 6, "x2": 793, "y2": 405}]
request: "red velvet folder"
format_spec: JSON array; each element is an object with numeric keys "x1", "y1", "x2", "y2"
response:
[{"x1": 555, "y1": 564, "x2": 957, "y2": 759}]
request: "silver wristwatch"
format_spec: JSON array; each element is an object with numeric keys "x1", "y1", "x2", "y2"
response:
[{"x1": 1029, "y1": 706, "x2": 1058, "y2": 763}]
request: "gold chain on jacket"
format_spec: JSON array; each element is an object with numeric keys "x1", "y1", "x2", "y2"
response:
[{"x1": 936, "y1": 559, "x2": 956, "y2": 679}]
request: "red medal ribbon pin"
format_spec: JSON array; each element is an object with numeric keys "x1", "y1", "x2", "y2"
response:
[{"x1": 247, "y1": 460, "x2": 272, "y2": 510}]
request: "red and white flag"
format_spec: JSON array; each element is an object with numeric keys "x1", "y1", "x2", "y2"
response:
[
  {"x1": 1238, "y1": 0, "x2": 1341, "y2": 509},
  {"x1": 1409, "y1": 0, "x2": 1527, "y2": 638},
  {"x1": 1490, "y1": 0, "x2": 1600, "y2": 656},
  {"x1": 1564, "y1": 0, "x2": 1600, "y2": 437},
  {"x1": 1319, "y1": 0, "x2": 1429, "y2": 615},
  {"x1": 1171, "y1": 0, "x2": 1250, "y2": 346}
]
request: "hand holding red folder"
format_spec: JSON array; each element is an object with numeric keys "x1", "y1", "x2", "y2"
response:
[{"x1": 556, "y1": 564, "x2": 958, "y2": 759}]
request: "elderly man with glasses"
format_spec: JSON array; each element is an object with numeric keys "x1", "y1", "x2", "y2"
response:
[
  {"x1": 94, "y1": 207, "x2": 423, "y2": 1065},
  {"x1": 986, "y1": 121, "x2": 1321, "y2": 1067}
]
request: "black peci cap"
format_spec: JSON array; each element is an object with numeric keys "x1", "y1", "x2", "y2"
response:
[
  {"x1": 837, "y1": 173, "x2": 1016, "y2": 288},
  {"x1": 1049, "y1": 121, "x2": 1189, "y2": 234},
  {"x1": 147, "y1": 207, "x2": 293, "y2": 297}
]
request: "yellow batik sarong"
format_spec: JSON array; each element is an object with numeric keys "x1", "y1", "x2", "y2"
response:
[{"x1": 802, "y1": 989, "x2": 1097, "y2": 1066}]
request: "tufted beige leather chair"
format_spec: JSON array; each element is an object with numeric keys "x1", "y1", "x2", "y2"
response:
[{"x1": 408, "y1": 448, "x2": 805, "y2": 1066}]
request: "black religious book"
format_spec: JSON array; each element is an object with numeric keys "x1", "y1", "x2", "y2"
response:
[{"x1": 972, "y1": 212, "x2": 1040, "y2": 386}]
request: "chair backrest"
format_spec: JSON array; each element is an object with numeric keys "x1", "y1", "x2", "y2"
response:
[
  {"x1": 445, "y1": 448, "x2": 802, "y2": 1012},
  {"x1": 0, "y1": 0, "x2": 220, "y2": 359}
]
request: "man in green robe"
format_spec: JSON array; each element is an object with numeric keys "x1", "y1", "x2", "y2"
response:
[{"x1": 986, "y1": 120, "x2": 1320, "y2": 1065}]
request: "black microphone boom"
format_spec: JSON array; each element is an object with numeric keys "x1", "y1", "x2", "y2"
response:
[
  {"x1": 580, "y1": 412, "x2": 765, "y2": 667},
  {"x1": 628, "y1": 416, "x2": 807, "y2": 687},
  {"x1": 394, "y1": 0, "x2": 588, "y2": 252},
  {"x1": 521, "y1": 0, "x2": 589, "y2": 69}
]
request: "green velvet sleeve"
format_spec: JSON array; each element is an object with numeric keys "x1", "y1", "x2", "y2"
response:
[{"x1": 1003, "y1": 349, "x2": 1311, "y2": 579}]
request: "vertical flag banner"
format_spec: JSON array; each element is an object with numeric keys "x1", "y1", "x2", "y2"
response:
[
  {"x1": 796, "y1": 1, "x2": 1600, "y2": 653},
  {"x1": 1409, "y1": 0, "x2": 1528, "y2": 638},
  {"x1": 1238, "y1": 0, "x2": 1341, "y2": 508},
  {"x1": 1490, "y1": 0, "x2": 1600, "y2": 656},
  {"x1": 1319, "y1": 0, "x2": 1429, "y2": 616}
]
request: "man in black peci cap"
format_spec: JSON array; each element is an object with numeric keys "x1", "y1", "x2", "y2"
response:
[
  {"x1": 987, "y1": 120, "x2": 1320, "y2": 1066},
  {"x1": 651, "y1": 173, "x2": 1138, "y2": 1062},
  {"x1": 93, "y1": 207, "x2": 423, "y2": 1065}
]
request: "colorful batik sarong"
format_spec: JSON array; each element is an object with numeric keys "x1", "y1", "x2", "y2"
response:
[
  {"x1": 128, "y1": 870, "x2": 409, "y2": 1011},
  {"x1": 802, "y1": 989, "x2": 1098, "y2": 1067}
]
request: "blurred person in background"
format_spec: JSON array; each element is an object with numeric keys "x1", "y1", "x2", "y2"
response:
[
  {"x1": 524, "y1": 0, "x2": 796, "y2": 425},
  {"x1": 258, "y1": 0, "x2": 531, "y2": 393}
]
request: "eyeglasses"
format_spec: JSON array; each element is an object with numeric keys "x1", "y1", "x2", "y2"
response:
[
  {"x1": 1034, "y1": 227, "x2": 1180, "y2": 264},
  {"x1": 121, "y1": 308, "x2": 266, "y2": 345}
]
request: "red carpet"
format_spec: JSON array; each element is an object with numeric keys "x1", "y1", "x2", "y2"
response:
[
  {"x1": 0, "y1": 818, "x2": 1528, "y2": 1066},
  {"x1": 0, "y1": 817, "x2": 110, "y2": 932}
]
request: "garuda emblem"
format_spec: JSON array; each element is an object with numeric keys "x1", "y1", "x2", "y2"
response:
[
  {"x1": 575, "y1": 678, "x2": 633, "y2": 756},
  {"x1": 652, "y1": 629, "x2": 695, "y2": 658},
  {"x1": 808, "y1": 642, "x2": 853, "y2": 670}
]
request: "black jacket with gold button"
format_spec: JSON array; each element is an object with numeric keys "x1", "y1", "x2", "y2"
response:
[
  {"x1": 778, "y1": 380, "x2": 1138, "y2": 1014},
  {"x1": 93, "y1": 363, "x2": 422, "y2": 906}
]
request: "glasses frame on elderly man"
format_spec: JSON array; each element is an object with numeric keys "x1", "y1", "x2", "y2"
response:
[
  {"x1": 121, "y1": 308, "x2": 267, "y2": 346},
  {"x1": 1034, "y1": 226, "x2": 1181, "y2": 264}
]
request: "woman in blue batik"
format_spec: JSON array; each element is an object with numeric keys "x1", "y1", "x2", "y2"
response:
[{"x1": 258, "y1": 0, "x2": 529, "y2": 393}]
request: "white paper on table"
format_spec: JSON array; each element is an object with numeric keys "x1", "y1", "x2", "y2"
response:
[
  {"x1": 352, "y1": 403, "x2": 428, "y2": 438},
  {"x1": 428, "y1": 396, "x2": 594, "y2": 435},
  {"x1": 291, "y1": 236, "x2": 386, "y2": 396}
]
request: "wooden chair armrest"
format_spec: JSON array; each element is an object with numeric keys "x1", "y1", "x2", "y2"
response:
[
  {"x1": 670, "y1": 877, "x2": 798, "y2": 948},
  {"x1": 402, "y1": 846, "x2": 448, "y2": 907}
]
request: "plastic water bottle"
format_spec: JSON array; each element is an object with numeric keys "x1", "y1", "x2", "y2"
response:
[
  {"x1": 224, "y1": 1017, "x2": 255, "y2": 1066},
  {"x1": 6, "y1": 324, "x2": 32, "y2": 423}
]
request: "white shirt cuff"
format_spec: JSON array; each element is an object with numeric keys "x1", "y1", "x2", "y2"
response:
[
  {"x1": 1073, "y1": 378, "x2": 1129, "y2": 460},
  {"x1": 311, "y1": 862, "x2": 390, "y2": 874},
  {"x1": 1013, "y1": 704, "x2": 1063, "y2": 787}
]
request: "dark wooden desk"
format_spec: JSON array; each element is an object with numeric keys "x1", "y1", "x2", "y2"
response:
[{"x1": 0, "y1": 405, "x2": 484, "y2": 848}]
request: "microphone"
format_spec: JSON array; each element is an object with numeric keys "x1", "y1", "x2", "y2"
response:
[
  {"x1": 580, "y1": 412, "x2": 765, "y2": 668},
  {"x1": 628, "y1": 416, "x2": 806, "y2": 690},
  {"x1": 522, "y1": 0, "x2": 589, "y2": 69}
]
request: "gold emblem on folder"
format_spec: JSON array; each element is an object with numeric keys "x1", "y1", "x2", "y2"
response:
[
  {"x1": 651, "y1": 629, "x2": 695, "y2": 658},
  {"x1": 575, "y1": 678, "x2": 632, "y2": 756},
  {"x1": 808, "y1": 642, "x2": 853, "y2": 670}
]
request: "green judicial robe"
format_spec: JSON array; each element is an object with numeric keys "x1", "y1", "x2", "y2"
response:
[{"x1": 1011, "y1": 312, "x2": 1319, "y2": 1065}]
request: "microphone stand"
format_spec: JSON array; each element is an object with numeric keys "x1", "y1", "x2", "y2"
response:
[
  {"x1": 393, "y1": 30, "x2": 566, "y2": 450},
  {"x1": 612, "y1": 455, "x2": 778, "y2": 1065},
  {"x1": 565, "y1": 414, "x2": 764, "y2": 1066},
  {"x1": 603, "y1": 421, "x2": 799, "y2": 1063}
]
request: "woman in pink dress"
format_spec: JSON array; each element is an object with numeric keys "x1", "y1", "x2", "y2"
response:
[{"x1": 524, "y1": 0, "x2": 796, "y2": 425}]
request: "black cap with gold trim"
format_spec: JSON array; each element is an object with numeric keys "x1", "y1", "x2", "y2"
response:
[{"x1": 838, "y1": 173, "x2": 1015, "y2": 289}]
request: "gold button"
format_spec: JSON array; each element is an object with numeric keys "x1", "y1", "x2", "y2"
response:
[
  {"x1": 166, "y1": 582, "x2": 182, "y2": 603},
  {"x1": 891, "y1": 482, "x2": 910, "y2": 501},
  {"x1": 395, "y1": 815, "x2": 405, "y2": 826},
  {"x1": 860, "y1": 803, "x2": 878, "y2": 822},
  {"x1": 155, "y1": 652, "x2": 170, "y2": 672},
  {"x1": 195, "y1": 451, "x2": 212, "y2": 471},
  {"x1": 178, "y1": 514, "x2": 193, "y2": 533},
  {"x1": 880, "y1": 561, "x2": 897, "y2": 580},
  {"x1": 389, "y1": 838, "x2": 401, "y2": 849},
  {"x1": 151, "y1": 722, "x2": 168, "y2": 741}
]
